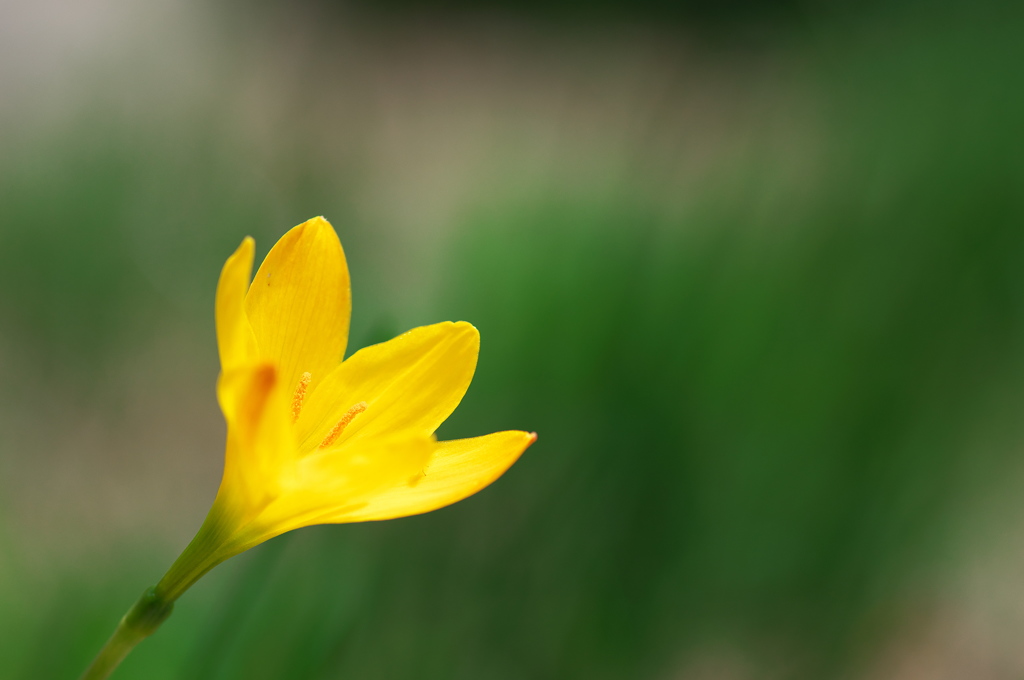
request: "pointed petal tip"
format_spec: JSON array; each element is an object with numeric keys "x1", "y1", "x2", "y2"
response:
[
  {"x1": 414, "y1": 320, "x2": 479, "y2": 349},
  {"x1": 277, "y1": 216, "x2": 339, "y2": 246},
  {"x1": 450, "y1": 320, "x2": 480, "y2": 342},
  {"x1": 226, "y1": 235, "x2": 255, "y2": 265},
  {"x1": 237, "y1": 236, "x2": 256, "y2": 265},
  {"x1": 451, "y1": 321, "x2": 480, "y2": 357},
  {"x1": 301, "y1": 215, "x2": 337, "y2": 235}
]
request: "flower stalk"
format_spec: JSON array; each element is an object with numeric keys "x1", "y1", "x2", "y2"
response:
[{"x1": 78, "y1": 587, "x2": 174, "y2": 680}]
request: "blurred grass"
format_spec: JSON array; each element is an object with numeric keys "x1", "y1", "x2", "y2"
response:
[{"x1": 1, "y1": 1, "x2": 1023, "y2": 679}]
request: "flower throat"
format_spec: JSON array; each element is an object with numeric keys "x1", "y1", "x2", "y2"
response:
[{"x1": 290, "y1": 371, "x2": 367, "y2": 448}]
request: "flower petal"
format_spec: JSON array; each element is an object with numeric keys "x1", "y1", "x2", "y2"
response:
[
  {"x1": 215, "y1": 237, "x2": 257, "y2": 372},
  {"x1": 216, "y1": 361, "x2": 294, "y2": 511},
  {"x1": 244, "y1": 216, "x2": 351, "y2": 400},
  {"x1": 244, "y1": 432, "x2": 436, "y2": 541},
  {"x1": 333, "y1": 430, "x2": 536, "y2": 522},
  {"x1": 294, "y1": 321, "x2": 479, "y2": 452}
]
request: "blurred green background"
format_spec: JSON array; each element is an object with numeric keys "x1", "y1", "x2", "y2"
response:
[{"x1": 1, "y1": 0, "x2": 1023, "y2": 678}]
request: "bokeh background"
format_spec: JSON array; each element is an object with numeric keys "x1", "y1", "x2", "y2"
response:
[{"x1": 1, "y1": 0, "x2": 1023, "y2": 678}]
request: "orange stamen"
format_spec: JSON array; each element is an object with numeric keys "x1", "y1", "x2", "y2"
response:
[
  {"x1": 291, "y1": 372, "x2": 312, "y2": 423},
  {"x1": 319, "y1": 402, "x2": 367, "y2": 448}
]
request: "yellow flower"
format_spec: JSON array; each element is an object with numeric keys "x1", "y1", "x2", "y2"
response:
[{"x1": 156, "y1": 216, "x2": 535, "y2": 601}]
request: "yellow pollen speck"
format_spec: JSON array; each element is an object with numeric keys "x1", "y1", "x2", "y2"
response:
[
  {"x1": 319, "y1": 401, "x2": 367, "y2": 448},
  {"x1": 291, "y1": 372, "x2": 312, "y2": 423}
]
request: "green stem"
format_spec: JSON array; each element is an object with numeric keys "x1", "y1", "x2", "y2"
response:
[
  {"x1": 77, "y1": 587, "x2": 174, "y2": 680},
  {"x1": 77, "y1": 501, "x2": 246, "y2": 679}
]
